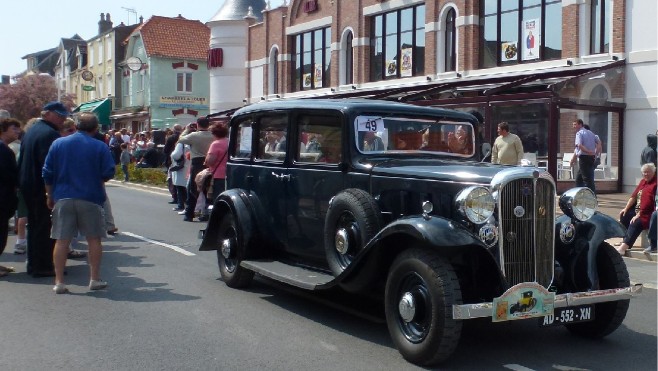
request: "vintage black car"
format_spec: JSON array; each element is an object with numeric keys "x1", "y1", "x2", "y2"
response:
[{"x1": 199, "y1": 99, "x2": 641, "y2": 366}]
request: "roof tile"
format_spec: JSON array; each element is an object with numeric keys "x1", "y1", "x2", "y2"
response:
[{"x1": 138, "y1": 15, "x2": 209, "y2": 61}]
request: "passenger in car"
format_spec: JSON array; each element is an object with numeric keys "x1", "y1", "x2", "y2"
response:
[
  {"x1": 448, "y1": 125, "x2": 472, "y2": 154},
  {"x1": 363, "y1": 131, "x2": 385, "y2": 151}
]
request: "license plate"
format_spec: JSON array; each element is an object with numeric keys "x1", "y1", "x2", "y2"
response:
[{"x1": 540, "y1": 305, "x2": 595, "y2": 326}]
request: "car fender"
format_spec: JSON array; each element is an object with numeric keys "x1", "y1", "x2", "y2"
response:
[
  {"x1": 337, "y1": 215, "x2": 501, "y2": 292},
  {"x1": 199, "y1": 189, "x2": 257, "y2": 252},
  {"x1": 555, "y1": 211, "x2": 626, "y2": 290}
]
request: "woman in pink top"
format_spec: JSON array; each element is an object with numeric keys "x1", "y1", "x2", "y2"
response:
[{"x1": 204, "y1": 123, "x2": 229, "y2": 203}]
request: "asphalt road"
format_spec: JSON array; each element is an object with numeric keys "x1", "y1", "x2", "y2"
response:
[{"x1": 0, "y1": 182, "x2": 655, "y2": 370}]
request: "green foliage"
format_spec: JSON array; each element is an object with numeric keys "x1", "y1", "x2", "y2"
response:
[{"x1": 115, "y1": 164, "x2": 167, "y2": 186}]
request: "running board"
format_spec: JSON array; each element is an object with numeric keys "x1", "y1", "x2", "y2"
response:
[{"x1": 241, "y1": 260, "x2": 335, "y2": 290}]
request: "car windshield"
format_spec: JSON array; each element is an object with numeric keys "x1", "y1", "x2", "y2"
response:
[{"x1": 354, "y1": 114, "x2": 475, "y2": 157}]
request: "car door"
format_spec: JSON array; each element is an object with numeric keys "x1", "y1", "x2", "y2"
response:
[
  {"x1": 249, "y1": 112, "x2": 290, "y2": 250},
  {"x1": 285, "y1": 111, "x2": 346, "y2": 265}
]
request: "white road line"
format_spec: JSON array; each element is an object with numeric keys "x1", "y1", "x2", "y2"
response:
[
  {"x1": 504, "y1": 364, "x2": 536, "y2": 371},
  {"x1": 121, "y1": 232, "x2": 196, "y2": 256},
  {"x1": 553, "y1": 365, "x2": 591, "y2": 371}
]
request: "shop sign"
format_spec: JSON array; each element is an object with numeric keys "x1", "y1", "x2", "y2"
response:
[
  {"x1": 159, "y1": 96, "x2": 208, "y2": 109},
  {"x1": 82, "y1": 85, "x2": 95, "y2": 91}
]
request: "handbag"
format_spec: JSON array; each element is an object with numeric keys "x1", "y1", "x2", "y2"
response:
[
  {"x1": 169, "y1": 144, "x2": 185, "y2": 172},
  {"x1": 204, "y1": 150, "x2": 228, "y2": 200}
]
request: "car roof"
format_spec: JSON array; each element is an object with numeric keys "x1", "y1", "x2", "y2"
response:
[{"x1": 231, "y1": 99, "x2": 477, "y2": 124}]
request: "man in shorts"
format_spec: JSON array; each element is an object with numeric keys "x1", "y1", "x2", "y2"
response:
[{"x1": 42, "y1": 113, "x2": 115, "y2": 294}]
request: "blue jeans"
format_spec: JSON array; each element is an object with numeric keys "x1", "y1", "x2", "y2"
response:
[
  {"x1": 620, "y1": 209, "x2": 645, "y2": 247},
  {"x1": 649, "y1": 211, "x2": 657, "y2": 250},
  {"x1": 121, "y1": 164, "x2": 129, "y2": 181}
]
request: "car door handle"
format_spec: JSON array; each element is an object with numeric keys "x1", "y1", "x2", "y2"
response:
[{"x1": 271, "y1": 172, "x2": 291, "y2": 181}]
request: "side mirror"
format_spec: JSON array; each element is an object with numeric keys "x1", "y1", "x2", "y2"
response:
[{"x1": 480, "y1": 143, "x2": 492, "y2": 163}]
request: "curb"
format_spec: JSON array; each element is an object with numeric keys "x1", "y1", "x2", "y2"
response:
[
  {"x1": 606, "y1": 237, "x2": 656, "y2": 263},
  {"x1": 107, "y1": 179, "x2": 169, "y2": 194}
]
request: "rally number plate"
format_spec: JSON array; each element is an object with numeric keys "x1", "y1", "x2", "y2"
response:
[{"x1": 540, "y1": 305, "x2": 595, "y2": 326}]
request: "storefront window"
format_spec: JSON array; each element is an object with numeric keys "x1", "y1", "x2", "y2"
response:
[
  {"x1": 491, "y1": 102, "x2": 549, "y2": 159},
  {"x1": 292, "y1": 28, "x2": 331, "y2": 91},
  {"x1": 557, "y1": 109, "x2": 619, "y2": 182},
  {"x1": 480, "y1": 0, "x2": 562, "y2": 68},
  {"x1": 370, "y1": 5, "x2": 425, "y2": 81}
]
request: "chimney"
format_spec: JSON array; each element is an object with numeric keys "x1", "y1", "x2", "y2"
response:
[
  {"x1": 139, "y1": 16, "x2": 144, "y2": 24},
  {"x1": 98, "y1": 12, "x2": 113, "y2": 34}
]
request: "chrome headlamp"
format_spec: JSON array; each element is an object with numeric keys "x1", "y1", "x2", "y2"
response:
[
  {"x1": 559, "y1": 187, "x2": 597, "y2": 221},
  {"x1": 455, "y1": 186, "x2": 495, "y2": 224}
]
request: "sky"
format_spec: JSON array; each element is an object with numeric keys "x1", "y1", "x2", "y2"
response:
[{"x1": 0, "y1": 0, "x2": 285, "y2": 78}]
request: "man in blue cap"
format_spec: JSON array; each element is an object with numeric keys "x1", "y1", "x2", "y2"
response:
[{"x1": 17, "y1": 101, "x2": 69, "y2": 277}]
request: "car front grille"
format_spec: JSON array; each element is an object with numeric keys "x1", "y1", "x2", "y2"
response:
[{"x1": 498, "y1": 177, "x2": 555, "y2": 288}]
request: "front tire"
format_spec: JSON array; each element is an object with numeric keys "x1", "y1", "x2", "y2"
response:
[
  {"x1": 385, "y1": 249, "x2": 462, "y2": 366},
  {"x1": 216, "y1": 213, "x2": 254, "y2": 288},
  {"x1": 565, "y1": 242, "x2": 630, "y2": 338}
]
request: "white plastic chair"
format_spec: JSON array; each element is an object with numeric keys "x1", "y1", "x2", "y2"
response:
[
  {"x1": 522, "y1": 152, "x2": 537, "y2": 166},
  {"x1": 594, "y1": 153, "x2": 609, "y2": 179},
  {"x1": 557, "y1": 153, "x2": 574, "y2": 179}
]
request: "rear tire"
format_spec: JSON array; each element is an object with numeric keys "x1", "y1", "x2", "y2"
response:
[
  {"x1": 217, "y1": 213, "x2": 254, "y2": 288},
  {"x1": 385, "y1": 249, "x2": 462, "y2": 366},
  {"x1": 565, "y1": 242, "x2": 630, "y2": 338}
]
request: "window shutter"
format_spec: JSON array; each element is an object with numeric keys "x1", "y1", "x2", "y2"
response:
[{"x1": 207, "y1": 48, "x2": 223, "y2": 68}]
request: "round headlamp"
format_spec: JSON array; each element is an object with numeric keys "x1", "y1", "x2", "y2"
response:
[
  {"x1": 559, "y1": 187, "x2": 597, "y2": 221},
  {"x1": 455, "y1": 186, "x2": 495, "y2": 224}
]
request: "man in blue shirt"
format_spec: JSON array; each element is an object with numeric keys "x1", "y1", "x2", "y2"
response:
[
  {"x1": 569, "y1": 119, "x2": 597, "y2": 192},
  {"x1": 42, "y1": 113, "x2": 115, "y2": 294}
]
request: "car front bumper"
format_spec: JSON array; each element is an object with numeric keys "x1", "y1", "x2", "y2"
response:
[{"x1": 452, "y1": 283, "x2": 643, "y2": 320}]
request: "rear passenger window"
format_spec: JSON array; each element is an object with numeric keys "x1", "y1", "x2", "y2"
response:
[
  {"x1": 256, "y1": 114, "x2": 288, "y2": 162},
  {"x1": 297, "y1": 114, "x2": 342, "y2": 164}
]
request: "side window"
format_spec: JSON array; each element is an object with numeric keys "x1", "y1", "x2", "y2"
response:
[
  {"x1": 233, "y1": 116, "x2": 253, "y2": 159},
  {"x1": 297, "y1": 114, "x2": 342, "y2": 164},
  {"x1": 256, "y1": 114, "x2": 288, "y2": 161}
]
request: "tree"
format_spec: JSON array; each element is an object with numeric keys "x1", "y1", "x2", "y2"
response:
[{"x1": 0, "y1": 74, "x2": 75, "y2": 125}]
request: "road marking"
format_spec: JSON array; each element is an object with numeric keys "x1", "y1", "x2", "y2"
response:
[
  {"x1": 504, "y1": 365, "x2": 535, "y2": 371},
  {"x1": 121, "y1": 232, "x2": 196, "y2": 256},
  {"x1": 553, "y1": 365, "x2": 590, "y2": 371}
]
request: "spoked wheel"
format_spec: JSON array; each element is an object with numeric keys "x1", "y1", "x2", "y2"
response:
[
  {"x1": 216, "y1": 213, "x2": 254, "y2": 288},
  {"x1": 565, "y1": 242, "x2": 630, "y2": 338},
  {"x1": 385, "y1": 248, "x2": 462, "y2": 366}
]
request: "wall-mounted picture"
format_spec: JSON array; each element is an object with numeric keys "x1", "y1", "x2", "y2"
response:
[
  {"x1": 501, "y1": 42, "x2": 518, "y2": 62},
  {"x1": 314, "y1": 64, "x2": 323, "y2": 88},
  {"x1": 400, "y1": 48, "x2": 412, "y2": 77},
  {"x1": 386, "y1": 59, "x2": 397, "y2": 77}
]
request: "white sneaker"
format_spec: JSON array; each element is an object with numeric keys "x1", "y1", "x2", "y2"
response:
[
  {"x1": 14, "y1": 242, "x2": 26, "y2": 254},
  {"x1": 53, "y1": 283, "x2": 69, "y2": 294},
  {"x1": 89, "y1": 280, "x2": 108, "y2": 290}
]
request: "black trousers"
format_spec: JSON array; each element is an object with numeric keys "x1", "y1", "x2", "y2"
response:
[
  {"x1": 184, "y1": 158, "x2": 207, "y2": 218},
  {"x1": 24, "y1": 193, "x2": 55, "y2": 274},
  {"x1": 576, "y1": 155, "x2": 596, "y2": 193},
  {"x1": 0, "y1": 213, "x2": 9, "y2": 256}
]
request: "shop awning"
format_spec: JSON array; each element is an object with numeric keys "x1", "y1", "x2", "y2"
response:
[{"x1": 73, "y1": 98, "x2": 112, "y2": 127}]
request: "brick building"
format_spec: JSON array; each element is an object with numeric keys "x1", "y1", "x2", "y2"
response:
[{"x1": 208, "y1": 0, "x2": 657, "y2": 193}]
